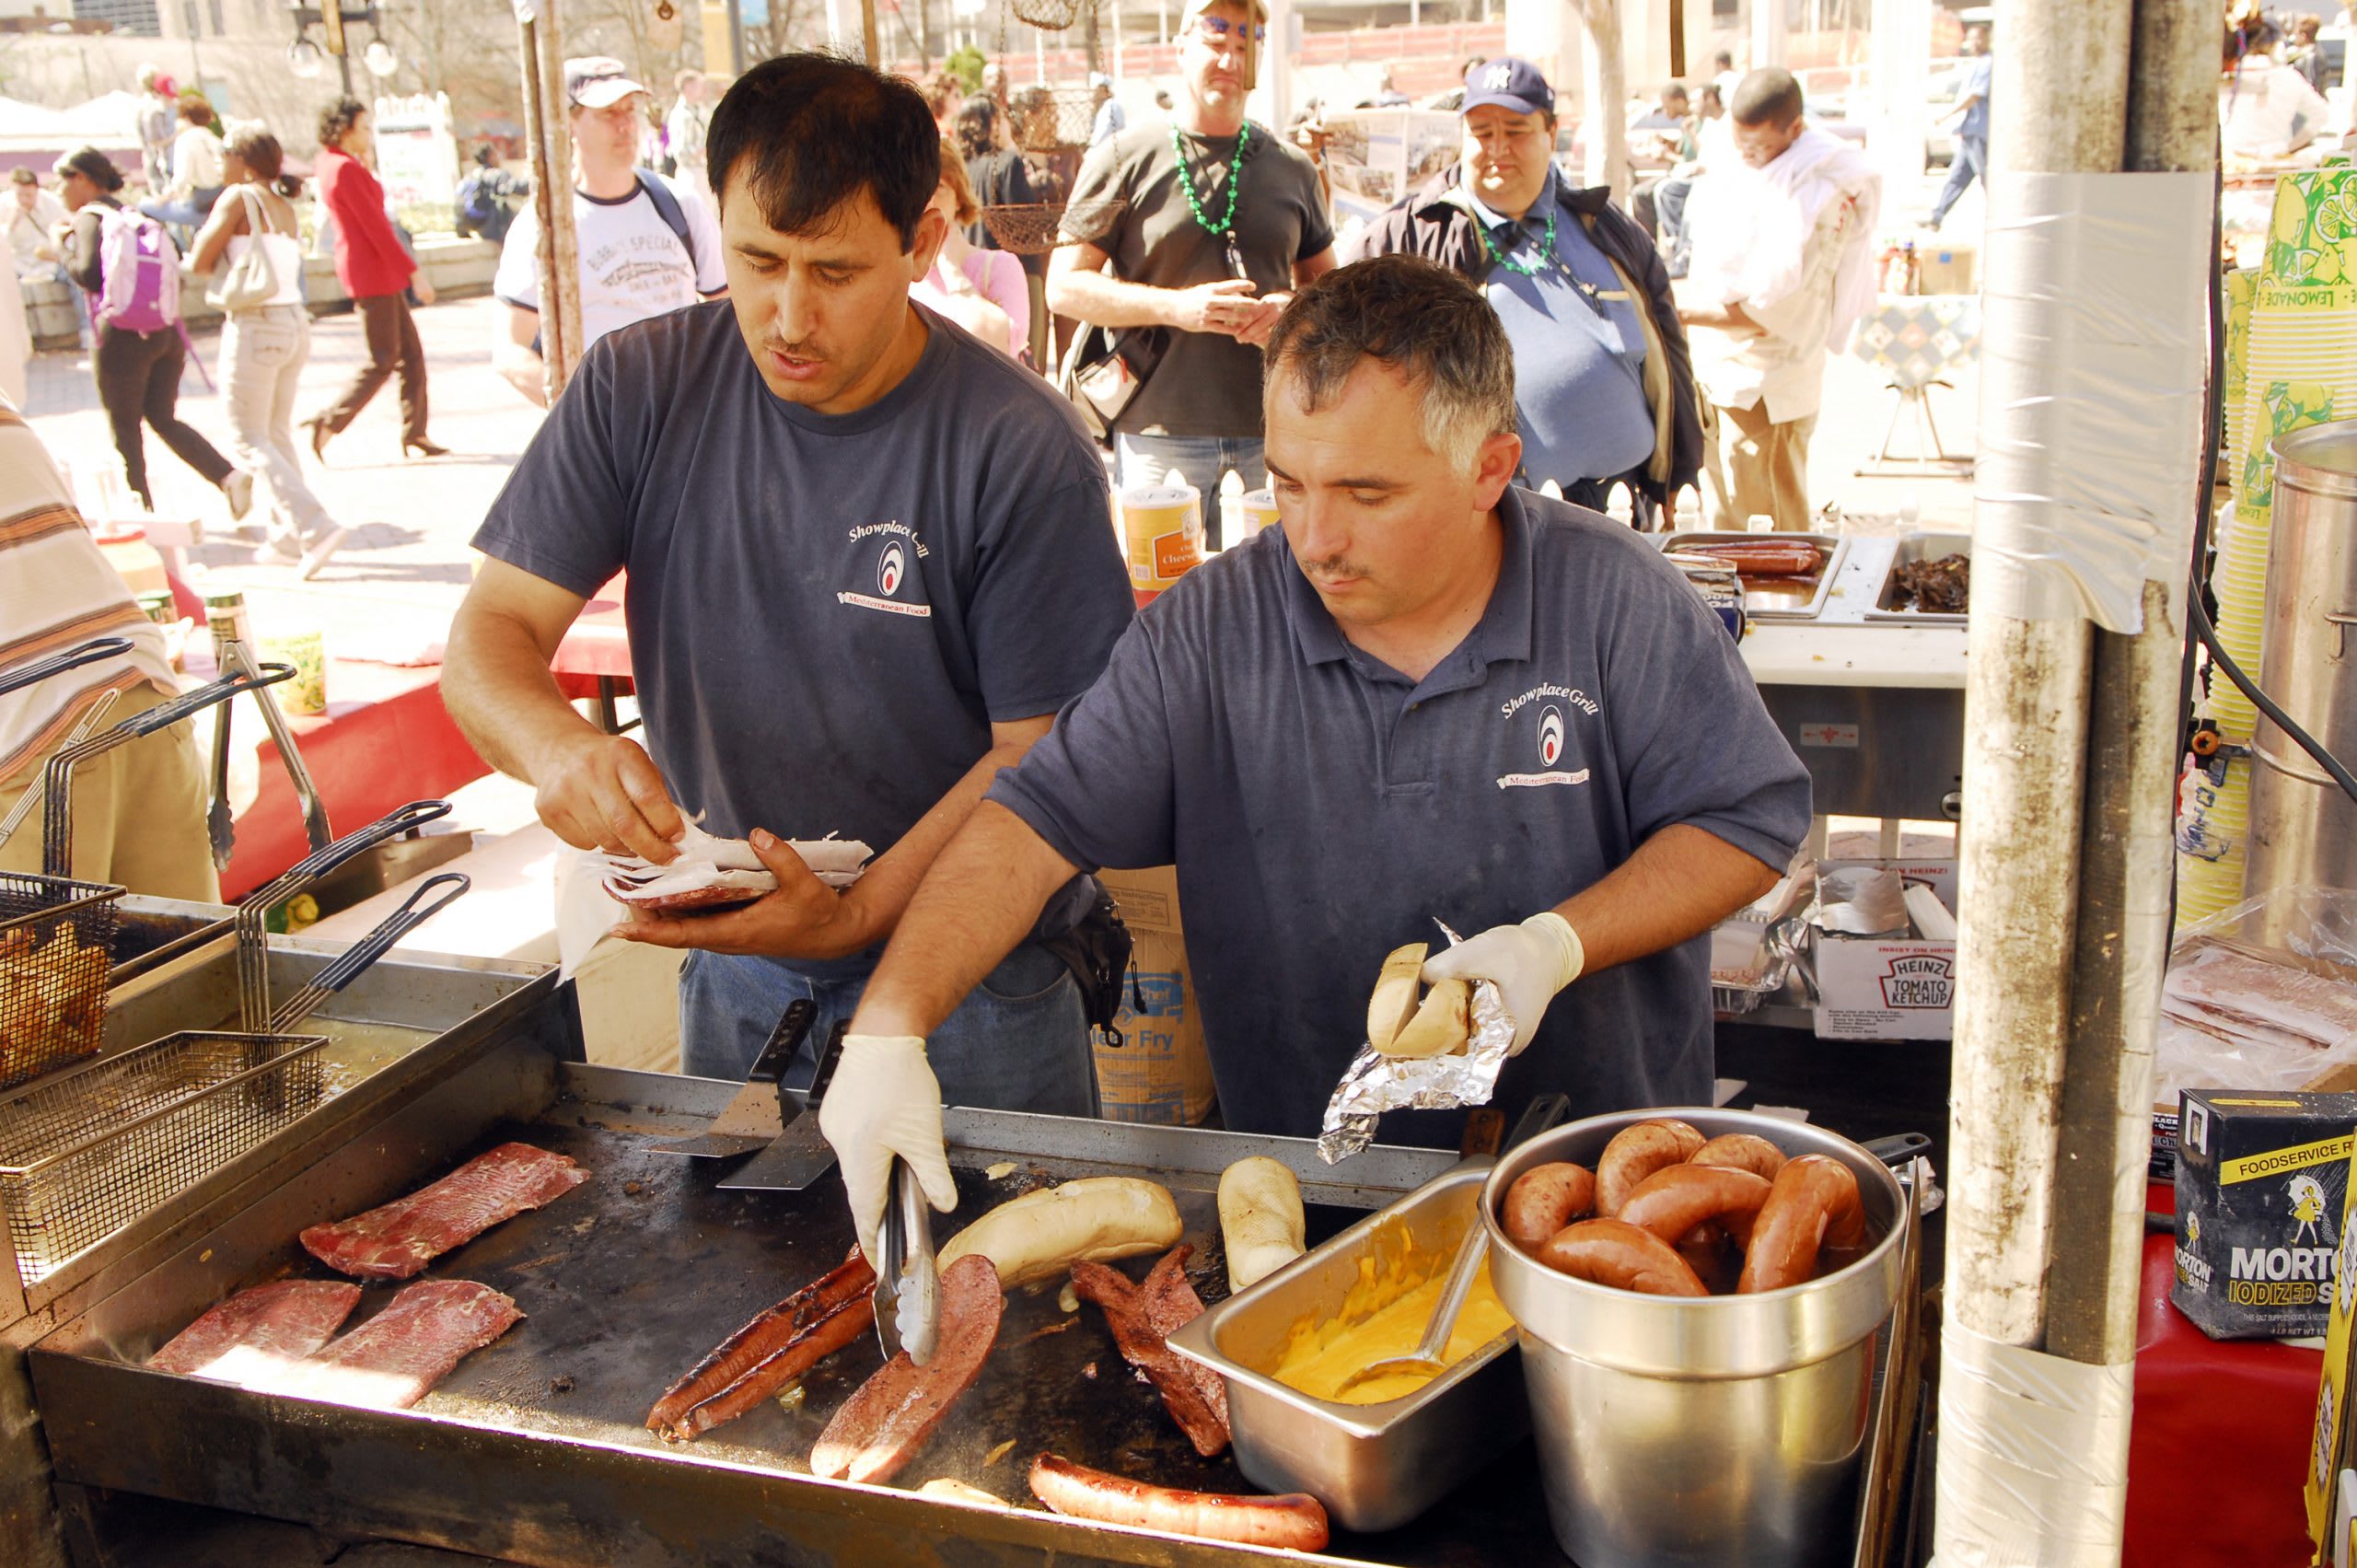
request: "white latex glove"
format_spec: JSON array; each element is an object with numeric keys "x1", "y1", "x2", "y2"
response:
[
  {"x1": 817, "y1": 1033, "x2": 959, "y2": 1265},
  {"x1": 1421, "y1": 913, "x2": 1585, "y2": 1053}
]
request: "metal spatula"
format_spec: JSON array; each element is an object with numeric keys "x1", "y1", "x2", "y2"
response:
[{"x1": 653, "y1": 1001, "x2": 816, "y2": 1158}]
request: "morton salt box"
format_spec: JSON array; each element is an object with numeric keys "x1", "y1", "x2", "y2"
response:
[{"x1": 2173, "y1": 1088, "x2": 2357, "y2": 1340}]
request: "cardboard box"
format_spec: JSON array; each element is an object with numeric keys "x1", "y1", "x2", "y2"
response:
[
  {"x1": 2175, "y1": 1089, "x2": 2357, "y2": 1342},
  {"x1": 2308, "y1": 1134, "x2": 2357, "y2": 1556},
  {"x1": 1812, "y1": 861, "x2": 1958, "y2": 1041},
  {"x1": 1093, "y1": 866, "x2": 1217, "y2": 1126},
  {"x1": 1916, "y1": 242, "x2": 1977, "y2": 295}
]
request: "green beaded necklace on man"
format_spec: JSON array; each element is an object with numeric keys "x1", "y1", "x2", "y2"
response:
[
  {"x1": 1479, "y1": 205, "x2": 1558, "y2": 277},
  {"x1": 1171, "y1": 121, "x2": 1248, "y2": 237}
]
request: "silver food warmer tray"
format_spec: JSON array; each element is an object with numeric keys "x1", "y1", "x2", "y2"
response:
[
  {"x1": 1164, "y1": 1161, "x2": 1522, "y2": 1534},
  {"x1": 1864, "y1": 531, "x2": 1972, "y2": 624},
  {"x1": 1659, "y1": 531, "x2": 1852, "y2": 620}
]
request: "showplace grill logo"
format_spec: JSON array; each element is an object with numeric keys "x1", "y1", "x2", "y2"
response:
[
  {"x1": 837, "y1": 539, "x2": 931, "y2": 618},
  {"x1": 1497, "y1": 704, "x2": 1588, "y2": 790}
]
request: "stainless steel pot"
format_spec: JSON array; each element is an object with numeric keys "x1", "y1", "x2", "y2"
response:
[
  {"x1": 2249, "y1": 419, "x2": 2357, "y2": 927},
  {"x1": 1481, "y1": 1109, "x2": 1910, "y2": 1568}
]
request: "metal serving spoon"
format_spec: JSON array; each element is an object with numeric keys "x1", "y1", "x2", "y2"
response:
[{"x1": 1333, "y1": 1218, "x2": 1490, "y2": 1398}]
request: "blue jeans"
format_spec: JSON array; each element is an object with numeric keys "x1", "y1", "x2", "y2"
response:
[
  {"x1": 137, "y1": 185, "x2": 224, "y2": 229},
  {"x1": 1928, "y1": 134, "x2": 1986, "y2": 229},
  {"x1": 677, "y1": 946, "x2": 1100, "y2": 1117},
  {"x1": 1116, "y1": 434, "x2": 1267, "y2": 550}
]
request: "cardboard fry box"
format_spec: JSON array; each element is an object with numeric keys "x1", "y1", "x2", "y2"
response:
[
  {"x1": 2175, "y1": 1089, "x2": 2357, "y2": 1343},
  {"x1": 1093, "y1": 866, "x2": 1217, "y2": 1126},
  {"x1": 1811, "y1": 861, "x2": 1958, "y2": 1041}
]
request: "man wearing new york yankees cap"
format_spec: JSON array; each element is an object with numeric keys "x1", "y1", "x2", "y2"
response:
[
  {"x1": 1347, "y1": 57, "x2": 1701, "y2": 524},
  {"x1": 448, "y1": 55, "x2": 1135, "y2": 1149},
  {"x1": 493, "y1": 55, "x2": 729, "y2": 406},
  {"x1": 825, "y1": 259, "x2": 1807, "y2": 1262}
]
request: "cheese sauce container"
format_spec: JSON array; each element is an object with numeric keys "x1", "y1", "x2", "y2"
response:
[
  {"x1": 1119, "y1": 482, "x2": 1204, "y2": 592},
  {"x1": 1238, "y1": 487, "x2": 1281, "y2": 539}
]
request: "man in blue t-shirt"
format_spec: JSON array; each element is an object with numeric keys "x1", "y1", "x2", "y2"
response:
[
  {"x1": 445, "y1": 56, "x2": 1136, "y2": 1198},
  {"x1": 819, "y1": 257, "x2": 1810, "y2": 1260},
  {"x1": 1928, "y1": 25, "x2": 1991, "y2": 233},
  {"x1": 1346, "y1": 58, "x2": 1701, "y2": 524}
]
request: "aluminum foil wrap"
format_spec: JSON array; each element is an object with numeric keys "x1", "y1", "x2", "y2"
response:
[{"x1": 1317, "y1": 935, "x2": 1515, "y2": 1164}]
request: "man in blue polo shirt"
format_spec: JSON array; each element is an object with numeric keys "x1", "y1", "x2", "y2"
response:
[
  {"x1": 1348, "y1": 58, "x2": 1701, "y2": 523},
  {"x1": 444, "y1": 55, "x2": 1134, "y2": 1140},
  {"x1": 819, "y1": 256, "x2": 1808, "y2": 1260}
]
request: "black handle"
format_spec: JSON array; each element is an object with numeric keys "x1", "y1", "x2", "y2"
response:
[
  {"x1": 803, "y1": 1020, "x2": 850, "y2": 1112},
  {"x1": 1504, "y1": 1092, "x2": 1573, "y2": 1152},
  {"x1": 241, "y1": 800, "x2": 455, "y2": 915},
  {"x1": 0, "y1": 636, "x2": 135, "y2": 701},
  {"x1": 310, "y1": 874, "x2": 471, "y2": 992},
  {"x1": 271, "y1": 874, "x2": 471, "y2": 1029},
  {"x1": 1863, "y1": 1132, "x2": 1933, "y2": 1168},
  {"x1": 748, "y1": 999, "x2": 817, "y2": 1089},
  {"x1": 1457, "y1": 1108, "x2": 1506, "y2": 1161}
]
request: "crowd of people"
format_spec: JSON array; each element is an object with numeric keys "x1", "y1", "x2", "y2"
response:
[{"x1": 13, "y1": 1, "x2": 1917, "y2": 586}]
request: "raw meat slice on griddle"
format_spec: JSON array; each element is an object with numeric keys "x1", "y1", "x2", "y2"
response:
[
  {"x1": 300, "y1": 1142, "x2": 587, "y2": 1281},
  {"x1": 264, "y1": 1279, "x2": 523, "y2": 1409},
  {"x1": 147, "y1": 1280, "x2": 363, "y2": 1384}
]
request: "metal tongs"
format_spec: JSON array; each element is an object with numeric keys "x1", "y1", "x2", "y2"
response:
[{"x1": 874, "y1": 1156, "x2": 940, "y2": 1366}]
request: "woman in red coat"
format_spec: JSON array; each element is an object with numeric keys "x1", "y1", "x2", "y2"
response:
[{"x1": 303, "y1": 97, "x2": 445, "y2": 459}]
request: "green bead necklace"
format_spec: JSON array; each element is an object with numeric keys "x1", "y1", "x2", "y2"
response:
[
  {"x1": 1479, "y1": 206, "x2": 1557, "y2": 276},
  {"x1": 1172, "y1": 122, "x2": 1250, "y2": 238}
]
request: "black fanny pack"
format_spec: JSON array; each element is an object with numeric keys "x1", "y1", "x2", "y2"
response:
[{"x1": 1038, "y1": 884, "x2": 1134, "y2": 1047}]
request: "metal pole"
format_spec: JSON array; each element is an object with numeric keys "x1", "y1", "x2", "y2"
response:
[{"x1": 2042, "y1": 0, "x2": 2217, "y2": 1370}]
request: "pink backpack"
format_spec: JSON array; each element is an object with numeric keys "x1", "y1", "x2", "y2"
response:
[{"x1": 94, "y1": 205, "x2": 180, "y2": 333}]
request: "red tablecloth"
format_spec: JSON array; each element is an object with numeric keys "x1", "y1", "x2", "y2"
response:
[
  {"x1": 551, "y1": 574, "x2": 633, "y2": 697},
  {"x1": 2125, "y1": 1180, "x2": 2320, "y2": 1568},
  {"x1": 220, "y1": 658, "x2": 490, "y2": 900}
]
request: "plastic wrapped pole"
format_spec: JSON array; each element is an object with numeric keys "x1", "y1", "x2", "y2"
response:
[
  {"x1": 1935, "y1": 0, "x2": 2120, "y2": 1557},
  {"x1": 2045, "y1": 0, "x2": 2219, "y2": 1372}
]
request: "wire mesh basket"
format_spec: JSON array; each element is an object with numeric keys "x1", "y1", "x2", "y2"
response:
[
  {"x1": 0, "y1": 871, "x2": 123, "y2": 1095},
  {"x1": 1010, "y1": 0, "x2": 1087, "y2": 28},
  {"x1": 0, "y1": 1028, "x2": 329, "y2": 1283},
  {"x1": 1009, "y1": 85, "x2": 1102, "y2": 151},
  {"x1": 980, "y1": 197, "x2": 1126, "y2": 253}
]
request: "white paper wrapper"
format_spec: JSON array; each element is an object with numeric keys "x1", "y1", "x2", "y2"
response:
[
  {"x1": 1318, "y1": 926, "x2": 1515, "y2": 1164},
  {"x1": 590, "y1": 824, "x2": 873, "y2": 908}
]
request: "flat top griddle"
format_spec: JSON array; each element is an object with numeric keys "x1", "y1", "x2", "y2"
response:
[{"x1": 34, "y1": 1030, "x2": 1567, "y2": 1568}]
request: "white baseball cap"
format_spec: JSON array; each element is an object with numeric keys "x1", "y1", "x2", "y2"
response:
[{"x1": 565, "y1": 56, "x2": 650, "y2": 110}]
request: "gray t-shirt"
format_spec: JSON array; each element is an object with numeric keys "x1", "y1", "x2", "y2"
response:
[
  {"x1": 988, "y1": 487, "x2": 1812, "y2": 1141},
  {"x1": 474, "y1": 300, "x2": 1136, "y2": 962},
  {"x1": 1062, "y1": 120, "x2": 1334, "y2": 439}
]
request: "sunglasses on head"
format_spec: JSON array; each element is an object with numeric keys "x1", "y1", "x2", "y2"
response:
[{"x1": 1193, "y1": 15, "x2": 1267, "y2": 42}]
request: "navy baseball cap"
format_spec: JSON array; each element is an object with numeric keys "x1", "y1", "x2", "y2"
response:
[{"x1": 1461, "y1": 57, "x2": 1555, "y2": 117}]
